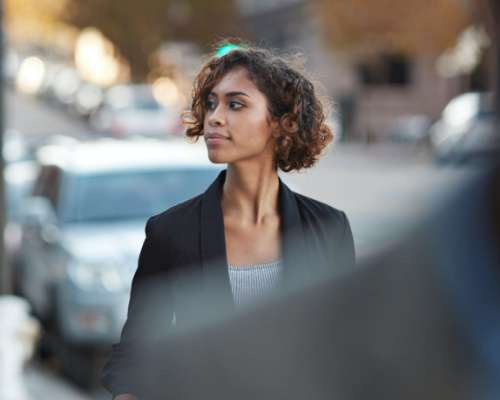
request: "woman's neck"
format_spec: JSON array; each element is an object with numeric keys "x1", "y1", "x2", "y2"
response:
[{"x1": 222, "y1": 164, "x2": 280, "y2": 225}]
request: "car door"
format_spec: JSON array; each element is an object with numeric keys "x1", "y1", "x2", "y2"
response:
[{"x1": 21, "y1": 165, "x2": 63, "y2": 318}]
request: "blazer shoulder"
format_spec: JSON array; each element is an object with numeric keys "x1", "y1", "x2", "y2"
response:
[
  {"x1": 294, "y1": 191, "x2": 347, "y2": 223},
  {"x1": 294, "y1": 191, "x2": 355, "y2": 266},
  {"x1": 147, "y1": 193, "x2": 203, "y2": 238}
]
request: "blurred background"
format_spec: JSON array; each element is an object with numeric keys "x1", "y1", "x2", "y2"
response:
[{"x1": 1, "y1": 0, "x2": 499, "y2": 399}]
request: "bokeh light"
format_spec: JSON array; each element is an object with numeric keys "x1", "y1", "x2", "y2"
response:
[{"x1": 16, "y1": 57, "x2": 46, "y2": 94}]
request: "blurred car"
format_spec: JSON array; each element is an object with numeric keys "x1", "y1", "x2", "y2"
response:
[
  {"x1": 37, "y1": 61, "x2": 66, "y2": 101},
  {"x1": 387, "y1": 115, "x2": 432, "y2": 147},
  {"x1": 90, "y1": 84, "x2": 182, "y2": 138},
  {"x1": 5, "y1": 160, "x2": 39, "y2": 283},
  {"x1": 52, "y1": 66, "x2": 82, "y2": 107},
  {"x1": 5, "y1": 130, "x2": 84, "y2": 164},
  {"x1": 72, "y1": 82, "x2": 104, "y2": 119},
  {"x1": 16, "y1": 138, "x2": 221, "y2": 385},
  {"x1": 430, "y1": 92, "x2": 499, "y2": 163}
]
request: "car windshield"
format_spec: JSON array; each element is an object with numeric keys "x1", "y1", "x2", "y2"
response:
[
  {"x1": 62, "y1": 168, "x2": 220, "y2": 223},
  {"x1": 119, "y1": 97, "x2": 162, "y2": 111}
]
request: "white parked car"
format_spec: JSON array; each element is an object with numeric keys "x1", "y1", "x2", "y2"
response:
[
  {"x1": 17, "y1": 138, "x2": 221, "y2": 386},
  {"x1": 430, "y1": 92, "x2": 499, "y2": 163},
  {"x1": 90, "y1": 84, "x2": 182, "y2": 138}
]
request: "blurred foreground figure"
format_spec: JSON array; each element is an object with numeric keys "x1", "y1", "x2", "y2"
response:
[{"x1": 125, "y1": 161, "x2": 500, "y2": 400}]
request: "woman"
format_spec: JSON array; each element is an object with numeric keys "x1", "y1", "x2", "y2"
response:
[{"x1": 102, "y1": 42, "x2": 355, "y2": 400}]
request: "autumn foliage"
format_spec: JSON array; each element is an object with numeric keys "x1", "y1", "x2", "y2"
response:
[{"x1": 312, "y1": 0, "x2": 473, "y2": 57}]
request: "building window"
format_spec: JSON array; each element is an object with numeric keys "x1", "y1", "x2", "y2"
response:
[{"x1": 358, "y1": 54, "x2": 412, "y2": 86}]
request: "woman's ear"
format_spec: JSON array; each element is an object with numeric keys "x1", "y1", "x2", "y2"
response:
[{"x1": 279, "y1": 113, "x2": 299, "y2": 134}]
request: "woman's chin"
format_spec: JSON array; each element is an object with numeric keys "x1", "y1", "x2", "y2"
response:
[{"x1": 207, "y1": 151, "x2": 228, "y2": 164}]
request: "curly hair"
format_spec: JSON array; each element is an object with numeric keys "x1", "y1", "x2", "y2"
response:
[{"x1": 183, "y1": 41, "x2": 334, "y2": 172}]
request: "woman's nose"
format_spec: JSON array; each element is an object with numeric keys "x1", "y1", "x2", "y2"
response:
[{"x1": 207, "y1": 105, "x2": 225, "y2": 127}]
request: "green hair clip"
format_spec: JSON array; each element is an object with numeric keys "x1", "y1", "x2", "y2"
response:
[{"x1": 215, "y1": 43, "x2": 242, "y2": 58}]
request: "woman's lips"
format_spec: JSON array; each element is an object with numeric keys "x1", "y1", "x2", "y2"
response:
[{"x1": 205, "y1": 133, "x2": 230, "y2": 145}]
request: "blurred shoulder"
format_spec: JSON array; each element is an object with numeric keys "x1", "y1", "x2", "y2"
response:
[{"x1": 146, "y1": 194, "x2": 203, "y2": 237}]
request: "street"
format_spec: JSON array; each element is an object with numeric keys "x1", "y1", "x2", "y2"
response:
[
  {"x1": 6, "y1": 89, "x2": 88, "y2": 139},
  {"x1": 286, "y1": 143, "x2": 474, "y2": 256},
  {"x1": 24, "y1": 361, "x2": 108, "y2": 400},
  {"x1": 8, "y1": 89, "x2": 473, "y2": 400}
]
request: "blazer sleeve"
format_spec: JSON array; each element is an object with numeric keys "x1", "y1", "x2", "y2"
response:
[
  {"x1": 340, "y1": 211, "x2": 356, "y2": 269},
  {"x1": 101, "y1": 216, "x2": 174, "y2": 398}
]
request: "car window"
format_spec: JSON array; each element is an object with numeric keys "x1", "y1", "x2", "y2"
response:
[
  {"x1": 61, "y1": 168, "x2": 220, "y2": 223},
  {"x1": 32, "y1": 165, "x2": 61, "y2": 209}
]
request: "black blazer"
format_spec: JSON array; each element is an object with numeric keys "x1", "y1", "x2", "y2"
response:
[{"x1": 101, "y1": 170, "x2": 355, "y2": 397}]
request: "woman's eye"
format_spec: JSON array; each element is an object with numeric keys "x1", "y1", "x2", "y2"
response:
[
  {"x1": 205, "y1": 99, "x2": 216, "y2": 110},
  {"x1": 229, "y1": 101, "x2": 243, "y2": 110}
]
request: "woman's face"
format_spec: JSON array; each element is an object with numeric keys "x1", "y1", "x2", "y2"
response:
[{"x1": 203, "y1": 67, "x2": 277, "y2": 166}]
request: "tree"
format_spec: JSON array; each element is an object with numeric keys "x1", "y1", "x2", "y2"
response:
[
  {"x1": 5, "y1": 0, "x2": 75, "y2": 49},
  {"x1": 62, "y1": 0, "x2": 243, "y2": 82},
  {"x1": 312, "y1": 0, "x2": 472, "y2": 57}
]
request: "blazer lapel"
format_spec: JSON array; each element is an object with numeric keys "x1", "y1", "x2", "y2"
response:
[
  {"x1": 200, "y1": 170, "x2": 234, "y2": 306},
  {"x1": 278, "y1": 178, "x2": 309, "y2": 282}
]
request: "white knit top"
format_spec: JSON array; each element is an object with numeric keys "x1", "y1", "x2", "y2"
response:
[{"x1": 228, "y1": 260, "x2": 283, "y2": 306}]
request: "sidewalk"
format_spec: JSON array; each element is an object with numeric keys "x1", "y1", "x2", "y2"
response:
[{"x1": 24, "y1": 362, "x2": 109, "y2": 400}]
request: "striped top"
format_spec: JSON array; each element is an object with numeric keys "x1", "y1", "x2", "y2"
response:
[{"x1": 228, "y1": 260, "x2": 284, "y2": 306}]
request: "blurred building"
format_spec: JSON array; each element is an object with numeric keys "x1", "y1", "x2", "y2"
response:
[
  {"x1": 351, "y1": 26, "x2": 491, "y2": 142},
  {"x1": 235, "y1": 0, "x2": 356, "y2": 140},
  {"x1": 236, "y1": 0, "x2": 492, "y2": 142},
  {"x1": 236, "y1": 0, "x2": 309, "y2": 48}
]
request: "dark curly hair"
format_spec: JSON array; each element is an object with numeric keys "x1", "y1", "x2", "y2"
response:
[{"x1": 183, "y1": 41, "x2": 334, "y2": 172}]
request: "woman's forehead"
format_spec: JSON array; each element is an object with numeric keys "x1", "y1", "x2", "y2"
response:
[{"x1": 210, "y1": 67, "x2": 260, "y2": 96}]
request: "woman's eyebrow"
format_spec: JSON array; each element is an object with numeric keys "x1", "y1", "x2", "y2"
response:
[
  {"x1": 208, "y1": 91, "x2": 250, "y2": 98},
  {"x1": 225, "y1": 91, "x2": 250, "y2": 98}
]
